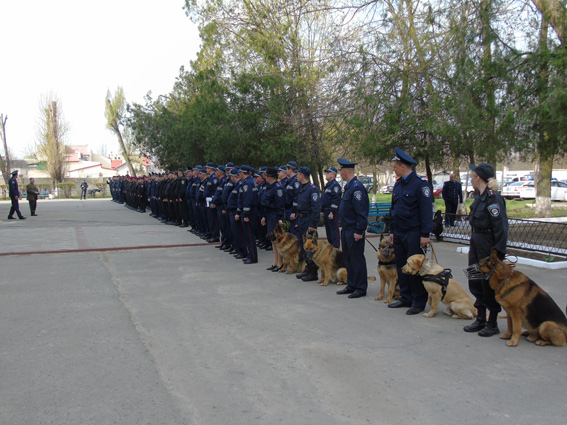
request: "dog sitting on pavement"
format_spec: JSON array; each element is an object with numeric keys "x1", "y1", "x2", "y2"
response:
[
  {"x1": 402, "y1": 254, "x2": 477, "y2": 319},
  {"x1": 303, "y1": 232, "x2": 345, "y2": 286},
  {"x1": 478, "y1": 249, "x2": 567, "y2": 347},
  {"x1": 268, "y1": 223, "x2": 305, "y2": 274},
  {"x1": 375, "y1": 234, "x2": 400, "y2": 303}
]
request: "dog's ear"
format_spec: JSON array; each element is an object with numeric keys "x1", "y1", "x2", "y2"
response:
[
  {"x1": 380, "y1": 232, "x2": 384, "y2": 241},
  {"x1": 303, "y1": 234, "x2": 307, "y2": 243},
  {"x1": 490, "y1": 248, "x2": 499, "y2": 263}
]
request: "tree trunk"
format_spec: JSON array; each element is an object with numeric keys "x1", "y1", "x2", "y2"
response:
[
  {"x1": 0, "y1": 114, "x2": 12, "y2": 184},
  {"x1": 535, "y1": 13, "x2": 553, "y2": 218},
  {"x1": 481, "y1": 0, "x2": 497, "y2": 165},
  {"x1": 115, "y1": 127, "x2": 136, "y2": 177},
  {"x1": 531, "y1": 0, "x2": 567, "y2": 44}
]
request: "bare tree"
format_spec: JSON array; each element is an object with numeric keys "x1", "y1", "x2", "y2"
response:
[
  {"x1": 0, "y1": 113, "x2": 12, "y2": 184},
  {"x1": 35, "y1": 94, "x2": 69, "y2": 189},
  {"x1": 532, "y1": 0, "x2": 567, "y2": 43},
  {"x1": 105, "y1": 87, "x2": 136, "y2": 176}
]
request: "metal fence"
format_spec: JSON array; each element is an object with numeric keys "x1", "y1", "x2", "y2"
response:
[{"x1": 438, "y1": 213, "x2": 567, "y2": 256}]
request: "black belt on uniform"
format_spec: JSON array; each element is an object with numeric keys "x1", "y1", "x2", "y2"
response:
[
  {"x1": 298, "y1": 213, "x2": 307, "y2": 218},
  {"x1": 472, "y1": 227, "x2": 492, "y2": 234},
  {"x1": 322, "y1": 207, "x2": 331, "y2": 211}
]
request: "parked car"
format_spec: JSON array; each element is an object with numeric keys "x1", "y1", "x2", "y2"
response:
[
  {"x1": 433, "y1": 182, "x2": 444, "y2": 198},
  {"x1": 380, "y1": 183, "x2": 395, "y2": 194},
  {"x1": 359, "y1": 176, "x2": 374, "y2": 193},
  {"x1": 519, "y1": 181, "x2": 567, "y2": 201},
  {"x1": 502, "y1": 181, "x2": 530, "y2": 199}
]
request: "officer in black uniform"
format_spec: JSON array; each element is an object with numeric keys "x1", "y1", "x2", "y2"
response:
[
  {"x1": 321, "y1": 166, "x2": 342, "y2": 248},
  {"x1": 388, "y1": 148, "x2": 432, "y2": 314},
  {"x1": 464, "y1": 162, "x2": 508, "y2": 337},
  {"x1": 294, "y1": 166, "x2": 321, "y2": 282},
  {"x1": 8, "y1": 170, "x2": 26, "y2": 220},
  {"x1": 236, "y1": 165, "x2": 258, "y2": 264},
  {"x1": 442, "y1": 173, "x2": 463, "y2": 226},
  {"x1": 284, "y1": 161, "x2": 301, "y2": 237},
  {"x1": 335, "y1": 159, "x2": 369, "y2": 298}
]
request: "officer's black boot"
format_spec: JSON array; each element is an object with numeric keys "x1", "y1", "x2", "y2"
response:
[
  {"x1": 464, "y1": 308, "x2": 486, "y2": 333},
  {"x1": 478, "y1": 312, "x2": 500, "y2": 337},
  {"x1": 301, "y1": 264, "x2": 319, "y2": 282},
  {"x1": 296, "y1": 271, "x2": 307, "y2": 279}
]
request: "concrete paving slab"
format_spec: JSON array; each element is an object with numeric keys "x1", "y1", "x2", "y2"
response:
[{"x1": 1, "y1": 199, "x2": 566, "y2": 424}]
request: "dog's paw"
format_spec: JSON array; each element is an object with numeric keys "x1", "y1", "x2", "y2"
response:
[
  {"x1": 423, "y1": 312, "x2": 435, "y2": 318},
  {"x1": 500, "y1": 332, "x2": 512, "y2": 340},
  {"x1": 320, "y1": 282, "x2": 329, "y2": 286},
  {"x1": 384, "y1": 298, "x2": 392, "y2": 304},
  {"x1": 506, "y1": 340, "x2": 519, "y2": 347},
  {"x1": 376, "y1": 293, "x2": 384, "y2": 300}
]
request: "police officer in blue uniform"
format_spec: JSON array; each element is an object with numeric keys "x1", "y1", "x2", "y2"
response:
[
  {"x1": 261, "y1": 167, "x2": 285, "y2": 270},
  {"x1": 442, "y1": 173, "x2": 463, "y2": 226},
  {"x1": 204, "y1": 162, "x2": 220, "y2": 243},
  {"x1": 227, "y1": 167, "x2": 246, "y2": 258},
  {"x1": 321, "y1": 166, "x2": 342, "y2": 248},
  {"x1": 335, "y1": 159, "x2": 369, "y2": 298},
  {"x1": 284, "y1": 161, "x2": 301, "y2": 237},
  {"x1": 388, "y1": 148, "x2": 433, "y2": 314},
  {"x1": 294, "y1": 166, "x2": 321, "y2": 282},
  {"x1": 8, "y1": 170, "x2": 26, "y2": 220},
  {"x1": 212, "y1": 165, "x2": 229, "y2": 249},
  {"x1": 236, "y1": 165, "x2": 258, "y2": 264},
  {"x1": 463, "y1": 163, "x2": 508, "y2": 337},
  {"x1": 219, "y1": 163, "x2": 235, "y2": 251}
]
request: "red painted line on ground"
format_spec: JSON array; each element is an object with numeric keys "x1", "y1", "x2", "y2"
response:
[{"x1": 0, "y1": 242, "x2": 216, "y2": 256}]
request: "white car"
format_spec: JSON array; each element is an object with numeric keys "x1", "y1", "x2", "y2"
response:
[
  {"x1": 502, "y1": 181, "x2": 530, "y2": 199},
  {"x1": 519, "y1": 181, "x2": 567, "y2": 201}
]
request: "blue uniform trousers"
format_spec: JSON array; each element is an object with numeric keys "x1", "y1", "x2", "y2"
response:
[
  {"x1": 323, "y1": 210, "x2": 340, "y2": 248},
  {"x1": 445, "y1": 201, "x2": 458, "y2": 226},
  {"x1": 394, "y1": 229, "x2": 428, "y2": 309},
  {"x1": 341, "y1": 229, "x2": 367, "y2": 294},
  {"x1": 208, "y1": 207, "x2": 219, "y2": 239},
  {"x1": 241, "y1": 210, "x2": 258, "y2": 262},
  {"x1": 218, "y1": 208, "x2": 230, "y2": 246},
  {"x1": 229, "y1": 211, "x2": 247, "y2": 256}
]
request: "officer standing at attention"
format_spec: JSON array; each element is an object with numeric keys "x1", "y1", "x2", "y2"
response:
[
  {"x1": 388, "y1": 148, "x2": 433, "y2": 314},
  {"x1": 463, "y1": 163, "x2": 508, "y2": 337},
  {"x1": 8, "y1": 170, "x2": 26, "y2": 220},
  {"x1": 442, "y1": 173, "x2": 463, "y2": 226},
  {"x1": 284, "y1": 161, "x2": 301, "y2": 237},
  {"x1": 236, "y1": 166, "x2": 258, "y2": 264},
  {"x1": 320, "y1": 166, "x2": 342, "y2": 248},
  {"x1": 335, "y1": 159, "x2": 369, "y2": 298},
  {"x1": 294, "y1": 166, "x2": 321, "y2": 282}
]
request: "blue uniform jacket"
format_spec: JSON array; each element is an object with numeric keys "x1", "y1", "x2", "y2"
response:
[
  {"x1": 339, "y1": 177, "x2": 368, "y2": 233},
  {"x1": 285, "y1": 175, "x2": 301, "y2": 211},
  {"x1": 442, "y1": 180, "x2": 463, "y2": 203},
  {"x1": 212, "y1": 176, "x2": 226, "y2": 206},
  {"x1": 261, "y1": 182, "x2": 285, "y2": 219},
  {"x1": 204, "y1": 174, "x2": 219, "y2": 199},
  {"x1": 221, "y1": 178, "x2": 234, "y2": 207},
  {"x1": 321, "y1": 179, "x2": 342, "y2": 212},
  {"x1": 227, "y1": 180, "x2": 241, "y2": 210},
  {"x1": 297, "y1": 182, "x2": 321, "y2": 229},
  {"x1": 390, "y1": 171, "x2": 433, "y2": 237},
  {"x1": 238, "y1": 176, "x2": 258, "y2": 218},
  {"x1": 8, "y1": 177, "x2": 19, "y2": 198}
]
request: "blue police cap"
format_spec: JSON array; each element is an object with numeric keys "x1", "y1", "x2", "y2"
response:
[
  {"x1": 240, "y1": 165, "x2": 253, "y2": 173},
  {"x1": 259, "y1": 166, "x2": 267, "y2": 172},
  {"x1": 253, "y1": 170, "x2": 262, "y2": 178},
  {"x1": 206, "y1": 162, "x2": 217, "y2": 170},
  {"x1": 324, "y1": 166, "x2": 338, "y2": 174},
  {"x1": 279, "y1": 165, "x2": 287, "y2": 172},
  {"x1": 469, "y1": 163, "x2": 494, "y2": 182},
  {"x1": 266, "y1": 167, "x2": 278, "y2": 178},
  {"x1": 186, "y1": 166, "x2": 193, "y2": 171},
  {"x1": 392, "y1": 147, "x2": 417, "y2": 166},
  {"x1": 217, "y1": 165, "x2": 226, "y2": 173},
  {"x1": 11, "y1": 170, "x2": 18, "y2": 175},
  {"x1": 337, "y1": 158, "x2": 357, "y2": 169},
  {"x1": 225, "y1": 162, "x2": 235, "y2": 168},
  {"x1": 298, "y1": 166, "x2": 311, "y2": 176},
  {"x1": 229, "y1": 167, "x2": 240, "y2": 176},
  {"x1": 286, "y1": 161, "x2": 298, "y2": 170}
]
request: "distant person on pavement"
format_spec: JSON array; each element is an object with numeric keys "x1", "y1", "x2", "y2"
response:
[
  {"x1": 80, "y1": 180, "x2": 88, "y2": 200},
  {"x1": 26, "y1": 178, "x2": 40, "y2": 216},
  {"x1": 442, "y1": 173, "x2": 462, "y2": 226}
]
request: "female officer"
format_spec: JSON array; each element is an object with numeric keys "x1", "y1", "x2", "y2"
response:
[{"x1": 464, "y1": 163, "x2": 508, "y2": 337}]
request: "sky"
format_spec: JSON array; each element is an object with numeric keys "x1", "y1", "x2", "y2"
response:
[{"x1": 0, "y1": 0, "x2": 200, "y2": 159}]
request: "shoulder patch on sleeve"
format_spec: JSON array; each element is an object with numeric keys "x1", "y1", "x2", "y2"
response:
[
  {"x1": 422, "y1": 187, "x2": 431, "y2": 198},
  {"x1": 334, "y1": 186, "x2": 340, "y2": 193},
  {"x1": 294, "y1": 182, "x2": 301, "y2": 190},
  {"x1": 354, "y1": 190, "x2": 363, "y2": 201},
  {"x1": 312, "y1": 193, "x2": 319, "y2": 201},
  {"x1": 488, "y1": 203, "x2": 500, "y2": 217}
]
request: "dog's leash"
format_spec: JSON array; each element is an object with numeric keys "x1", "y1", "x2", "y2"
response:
[
  {"x1": 422, "y1": 243, "x2": 438, "y2": 264},
  {"x1": 365, "y1": 237, "x2": 378, "y2": 252}
]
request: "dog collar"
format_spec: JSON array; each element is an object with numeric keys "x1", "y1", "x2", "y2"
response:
[
  {"x1": 278, "y1": 232, "x2": 287, "y2": 243},
  {"x1": 378, "y1": 260, "x2": 396, "y2": 267}
]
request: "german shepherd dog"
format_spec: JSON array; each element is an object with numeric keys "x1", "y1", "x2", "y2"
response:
[
  {"x1": 269, "y1": 222, "x2": 305, "y2": 274},
  {"x1": 375, "y1": 235, "x2": 400, "y2": 303},
  {"x1": 403, "y1": 254, "x2": 477, "y2": 319},
  {"x1": 303, "y1": 232, "x2": 345, "y2": 286},
  {"x1": 478, "y1": 249, "x2": 567, "y2": 347}
]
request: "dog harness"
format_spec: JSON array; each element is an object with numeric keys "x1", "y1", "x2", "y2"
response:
[
  {"x1": 422, "y1": 269, "x2": 452, "y2": 301},
  {"x1": 378, "y1": 259, "x2": 396, "y2": 268}
]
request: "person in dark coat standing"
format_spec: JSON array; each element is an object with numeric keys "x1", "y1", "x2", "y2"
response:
[
  {"x1": 442, "y1": 173, "x2": 463, "y2": 226},
  {"x1": 8, "y1": 170, "x2": 26, "y2": 220},
  {"x1": 463, "y1": 163, "x2": 508, "y2": 337},
  {"x1": 388, "y1": 148, "x2": 432, "y2": 314},
  {"x1": 335, "y1": 159, "x2": 369, "y2": 299},
  {"x1": 320, "y1": 166, "x2": 342, "y2": 248},
  {"x1": 80, "y1": 180, "x2": 88, "y2": 200},
  {"x1": 26, "y1": 177, "x2": 40, "y2": 216}
]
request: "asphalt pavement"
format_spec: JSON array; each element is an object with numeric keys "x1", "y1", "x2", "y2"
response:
[{"x1": 1, "y1": 198, "x2": 566, "y2": 425}]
